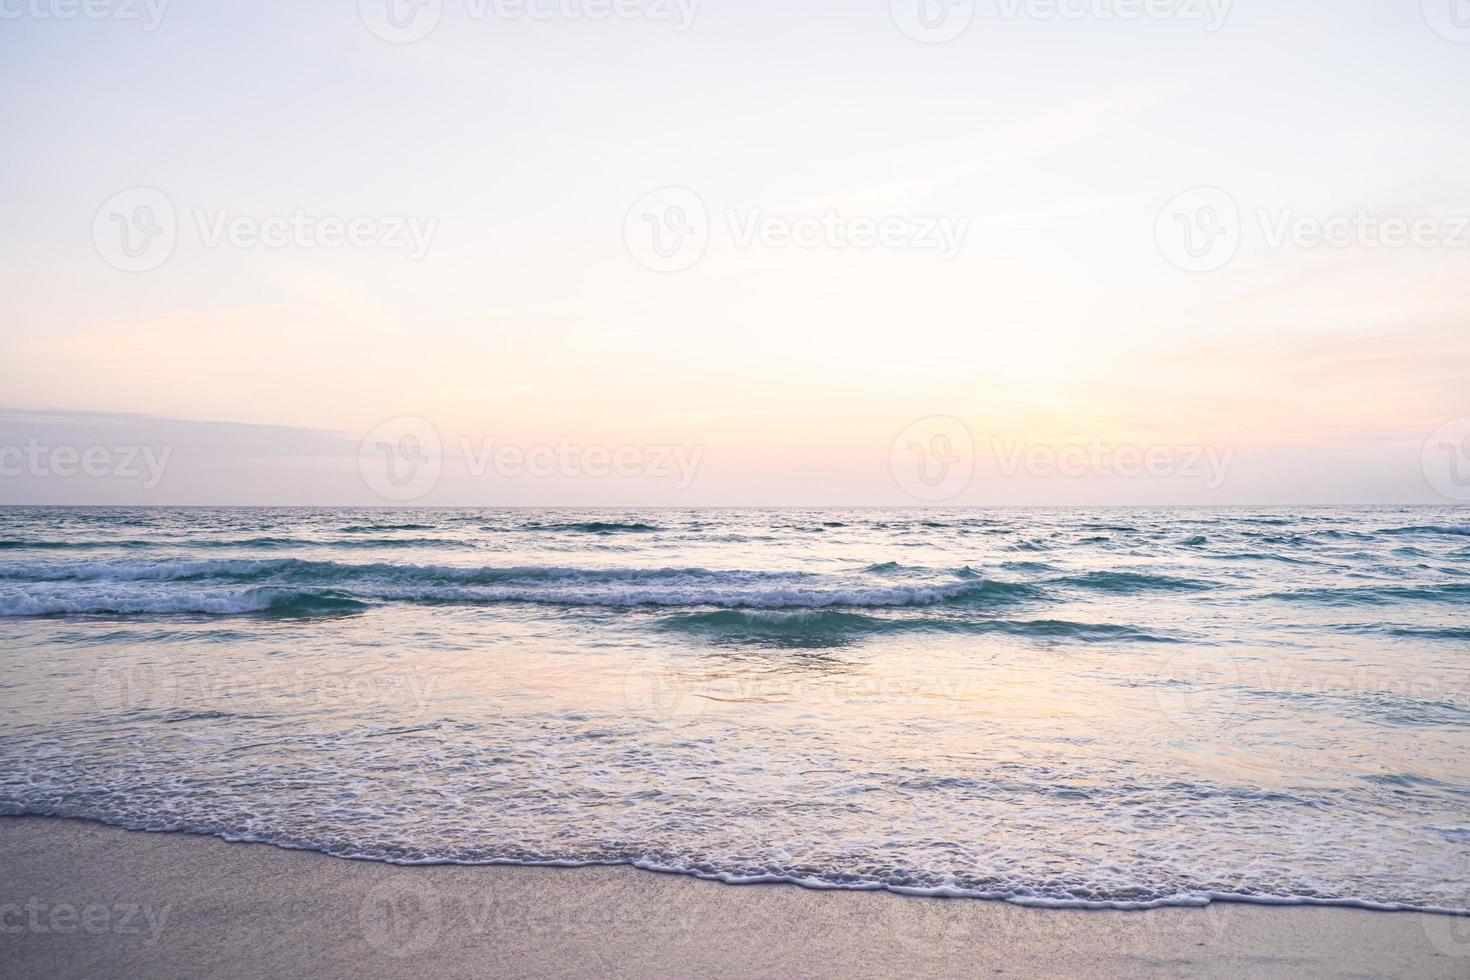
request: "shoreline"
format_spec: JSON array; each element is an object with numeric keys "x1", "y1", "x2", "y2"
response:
[
  {"x1": 3, "y1": 816, "x2": 1466, "y2": 979},
  {"x1": 7, "y1": 813, "x2": 1468, "y2": 918}
]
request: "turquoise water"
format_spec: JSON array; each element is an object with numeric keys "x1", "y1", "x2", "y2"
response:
[{"x1": 1, "y1": 506, "x2": 1467, "y2": 911}]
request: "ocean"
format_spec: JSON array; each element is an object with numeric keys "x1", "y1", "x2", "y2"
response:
[{"x1": 1, "y1": 506, "x2": 1467, "y2": 913}]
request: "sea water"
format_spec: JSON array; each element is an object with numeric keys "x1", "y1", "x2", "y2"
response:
[{"x1": 1, "y1": 506, "x2": 1467, "y2": 912}]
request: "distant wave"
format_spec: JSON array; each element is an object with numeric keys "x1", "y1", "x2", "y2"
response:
[
  {"x1": 0, "y1": 587, "x2": 367, "y2": 618},
  {"x1": 1325, "y1": 623, "x2": 1470, "y2": 642},
  {"x1": 1206, "y1": 552, "x2": 1316, "y2": 565},
  {"x1": 1048, "y1": 570, "x2": 1216, "y2": 594},
  {"x1": 0, "y1": 559, "x2": 1019, "y2": 615},
  {"x1": 863, "y1": 561, "x2": 904, "y2": 573},
  {"x1": 0, "y1": 536, "x2": 470, "y2": 551},
  {"x1": 196, "y1": 536, "x2": 472, "y2": 550},
  {"x1": 0, "y1": 552, "x2": 1322, "y2": 619},
  {"x1": 524, "y1": 522, "x2": 663, "y2": 534},
  {"x1": 1384, "y1": 625, "x2": 1470, "y2": 641},
  {"x1": 862, "y1": 565, "x2": 1213, "y2": 596},
  {"x1": 659, "y1": 609, "x2": 1177, "y2": 645},
  {"x1": 975, "y1": 619, "x2": 1179, "y2": 642},
  {"x1": 1265, "y1": 583, "x2": 1470, "y2": 606},
  {"x1": 0, "y1": 539, "x2": 155, "y2": 550},
  {"x1": 658, "y1": 609, "x2": 896, "y2": 646},
  {"x1": 1381, "y1": 525, "x2": 1470, "y2": 538}
]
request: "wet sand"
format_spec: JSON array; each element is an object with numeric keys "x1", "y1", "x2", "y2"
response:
[{"x1": 1, "y1": 816, "x2": 1466, "y2": 979}]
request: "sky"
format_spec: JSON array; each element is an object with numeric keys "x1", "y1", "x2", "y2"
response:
[{"x1": 1, "y1": 0, "x2": 1468, "y2": 506}]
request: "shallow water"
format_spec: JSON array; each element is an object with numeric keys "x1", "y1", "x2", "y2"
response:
[{"x1": 1, "y1": 506, "x2": 1468, "y2": 911}]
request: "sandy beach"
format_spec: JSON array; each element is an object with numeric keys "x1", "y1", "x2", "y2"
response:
[{"x1": 0, "y1": 816, "x2": 1463, "y2": 979}]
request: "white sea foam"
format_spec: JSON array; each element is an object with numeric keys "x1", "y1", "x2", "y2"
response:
[{"x1": 0, "y1": 559, "x2": 993, "y2": 613}]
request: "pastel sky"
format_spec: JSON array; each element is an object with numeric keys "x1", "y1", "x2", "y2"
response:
[{"x1": 2, "y1": 1, "x2": 1468, "y2": 505}]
